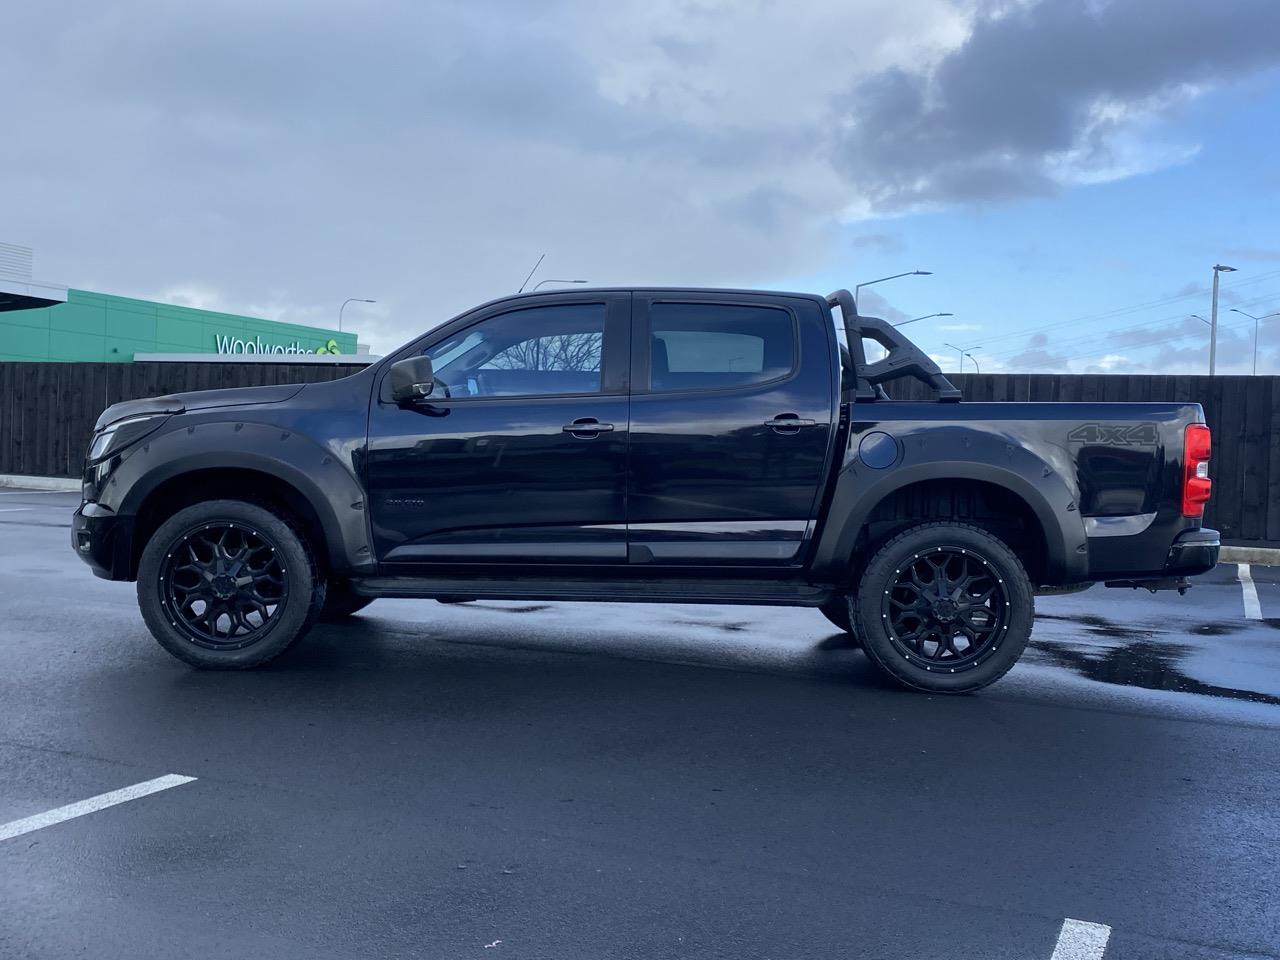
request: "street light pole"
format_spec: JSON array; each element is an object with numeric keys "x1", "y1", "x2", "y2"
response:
[
  {"x1": 965, "y1": 351, "x2": 981, "y2": 374},
  {"x1": 943, "y1": 341, "x2": 965, "y2": 373},
  {"x1": 339, "y1": 297, "x2": 375, "y2": 334},
  {"x1": 892, "y1": 312, "x2": 953, "y2": 328},
  {"x1": 1209, "y1": 264, "x2": 1237, "y2": 375},
  {"x1": 1230, "y1": 308, "x2": 1280, "y2": 375},
  {"x1": 532, "y1": 279, "x2": 588, "y2": 290},
  {"x1": 854, "y1": 270, "x2": 932, "y2": 311}
]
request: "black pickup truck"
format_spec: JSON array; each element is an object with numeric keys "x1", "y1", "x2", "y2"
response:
[{"x1": 73, "y1": 287, "x2": 1219, "y2": 692}]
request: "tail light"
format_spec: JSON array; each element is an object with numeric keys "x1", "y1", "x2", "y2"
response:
[{"x1": 1182, "y1": 423, "x2": 1212, "y2": 518}]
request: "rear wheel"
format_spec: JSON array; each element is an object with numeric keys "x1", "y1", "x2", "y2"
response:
[
  {"x1": 137, "y1": 499, "x2": 323, "y2": 669},
  {"x1": 855, "y1": 521, "x2": 1034, "y2": 693}
]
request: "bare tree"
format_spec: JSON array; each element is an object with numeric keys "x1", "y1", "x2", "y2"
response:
[{"x1": 485, "y1": 333, "x2": 601, "y2": 372}]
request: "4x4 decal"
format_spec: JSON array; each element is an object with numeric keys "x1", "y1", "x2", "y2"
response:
[{"x1": 1068, "y1": 422, "x2": 1159, "y2": 446}]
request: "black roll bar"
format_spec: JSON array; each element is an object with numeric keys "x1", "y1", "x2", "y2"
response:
[{"x1": 826, "y1": 289, "x2": 962, "y2": 402}]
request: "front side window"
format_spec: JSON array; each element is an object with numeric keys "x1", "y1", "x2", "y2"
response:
[
  {"x1": 425, "y1": 303, "x2": 605, "y2": 398},
  {"x1": 648, "y1": 302, "x2": 795, "y2": 392}
]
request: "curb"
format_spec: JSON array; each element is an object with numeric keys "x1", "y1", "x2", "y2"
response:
[
  {"x1": 0, "y1": 474, "x2": 81, "y2": 492},
  {"x1": 1220, "y1": 545, "x2": 1280, "y2": 565}
]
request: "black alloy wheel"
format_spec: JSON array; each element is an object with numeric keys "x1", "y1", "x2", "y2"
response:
[
  {"x1": 855, "y1": 521, "x2": 1034, "y2": 693},
  {"x1": 160, "y1": 522, "x2": 288, "y2": 649},
  {"x1": 882, "y1": 547, "x2": 1008, "y2": 670},
  {"x1": 138, "y1": 499, "x2": 323, "y2": 669}
]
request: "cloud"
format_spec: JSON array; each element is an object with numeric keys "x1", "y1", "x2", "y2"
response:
[
  {"x1": 849, "y1": 232, "x2": 906, "y2": 254},
  {"x1": 834, "y1": 0, "x2": 1280, "y2": 213},
  {"x1": 2, "y1": 0, "x2": 1278, "y2": 352}
]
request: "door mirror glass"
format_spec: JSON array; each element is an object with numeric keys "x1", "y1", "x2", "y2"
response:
[{"x1": 389, "y1": 355, "x2": 437, "y2": 402}]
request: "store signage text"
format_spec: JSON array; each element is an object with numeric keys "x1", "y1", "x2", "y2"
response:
[{"x1": 214, "y1": 334, "x2": 341, "y2": 356}]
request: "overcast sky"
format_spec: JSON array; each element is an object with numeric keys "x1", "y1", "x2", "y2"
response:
[{"x1": 5, "y1": 0, "x2": 1280, "y2": 372}]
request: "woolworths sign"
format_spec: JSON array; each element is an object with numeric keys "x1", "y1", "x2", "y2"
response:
[{"x1": 214, "y1": 334, "x2": 342, "y2": 356}]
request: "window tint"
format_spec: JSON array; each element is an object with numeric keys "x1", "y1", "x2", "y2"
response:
[
  {"x1": 425, "y1": 303, "x2": 605, "y2": 398},
  {"x1": 649, "y1": 302, "x2": 794, "y2": 392}
]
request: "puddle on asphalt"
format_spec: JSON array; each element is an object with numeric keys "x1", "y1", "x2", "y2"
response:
[
  {"x1": 1035, "y1": 612, "x2": 1148, "y2": 640},
  {"x1": 673, "y1": 619, "x2": 749, "y2": 633},
  {"x1": 1030, "y1": 621, "x2": 1280, "y2": 705}
]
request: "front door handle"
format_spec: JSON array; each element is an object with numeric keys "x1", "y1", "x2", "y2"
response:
[
  {"x1": 563, "y1": 417, "x2": 615, "y2": 438},
  {"x1": 764, "y1": 415, "x2": 817, "y2": 433}
]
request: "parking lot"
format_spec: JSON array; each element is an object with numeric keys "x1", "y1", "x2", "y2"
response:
[{"x1": 2, "y1": 487, "x2": 1279, "y2": 960}]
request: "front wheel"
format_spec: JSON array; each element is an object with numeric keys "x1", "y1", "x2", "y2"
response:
[
  {"x1": 855, "y1": 522, "x2": 1034, "y2": 694},
  {"x1": 137, "y1": 500, "x2": 323, "y2": 669}
]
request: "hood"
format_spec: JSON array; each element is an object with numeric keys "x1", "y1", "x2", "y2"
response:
[{"x1": 94, "y1": 383, "x2": 307, "y2": 430}]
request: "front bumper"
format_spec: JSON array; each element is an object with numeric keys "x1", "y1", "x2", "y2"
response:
[{"x1": 72, "y1": 502, "x2": 135, "y2": 580}]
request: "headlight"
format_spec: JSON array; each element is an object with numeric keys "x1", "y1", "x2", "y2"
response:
[{"x1": 88, "y1": 415, "x2": 169, "y2": 464}]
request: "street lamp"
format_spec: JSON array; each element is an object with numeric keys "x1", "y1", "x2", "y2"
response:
[
  {"x1": 1209, "y1": 264, "x2": 1237, "y2": 375},
  {"x1": 532, "y1": 279, "x2": 588, "y2": 290},
  {"x1": 854, "y1": 270, "x2": 932, "y2": 310},
  {"x1": 339, "y1": 298, "x2": 375, "y2": 334},
  {"x1": 965, "y1": 350, "x2": 981, "y2": 374},
  {"x1": 892, "y1": 312, "x2": 953, "y2": 328},
  {"x1": 1230, "y1": 308, "x2": 1280, "y2": 376},
  {"x1": 943, "y1": 341, "x2": 977, "y2": 373}
]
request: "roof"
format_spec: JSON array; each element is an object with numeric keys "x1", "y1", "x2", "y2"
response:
[{"x1": 0, "y1": 277, "x2": 68, "y2": 313}]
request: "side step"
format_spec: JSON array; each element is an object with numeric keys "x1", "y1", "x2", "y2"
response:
[{"x1": 351, "y1": 576, "x2": 834, "y2": 607}]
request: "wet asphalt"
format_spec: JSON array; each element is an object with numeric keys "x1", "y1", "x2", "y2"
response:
[{"x1": 1, "y1": 488, "x2": 1279, "y2": 960}]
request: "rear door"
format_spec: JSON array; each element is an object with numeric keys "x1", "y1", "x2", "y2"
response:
[{"x1": 626, "y1": 292, "x2": 836, "y2": 566}]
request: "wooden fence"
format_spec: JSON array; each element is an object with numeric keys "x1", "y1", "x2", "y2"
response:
[
  {"x1": 896, "y1": 373, "x2": 1277, "y2": 546},
  {"x1": 0, "y1": 363, "x2": 1275, "y2": 545},
  {"x1": 0, "y1": 360, "x2": 366, "y2": 479}
]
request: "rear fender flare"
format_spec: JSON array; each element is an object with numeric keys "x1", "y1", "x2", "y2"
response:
[{"x1": 811, "y1": 447, "x2": 1087, "y2": 584}]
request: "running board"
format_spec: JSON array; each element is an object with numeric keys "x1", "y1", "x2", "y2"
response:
[{"x1": 352, "y1": 576, "x2": 834, "y2": 607}]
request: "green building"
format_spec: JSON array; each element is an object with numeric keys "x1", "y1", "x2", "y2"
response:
[{"x1": 0, "y1": 279, "x2": 359, "y2": 363}]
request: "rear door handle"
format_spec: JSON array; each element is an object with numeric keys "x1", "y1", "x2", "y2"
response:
[
  {"x1": 764, "y1": 415, "x2": 817, "y2": 432},
  {"x1": 563, "y1": 418, "x2": 614, "y2": 437}
]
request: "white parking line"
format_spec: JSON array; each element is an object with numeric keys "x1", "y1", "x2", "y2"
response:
[
  {"x1": 0, "y1": 508, "x2": 32, "y2": 513},
  {"x1": 1238, "y1": 563, "x2": 1263, "y2": 620},
  {"x1": 1050, "y1": 918, "x2": 1111, "y2": 960},
  {"x1": 0, "y1": 774, "x2": 197, "y2": 842}
]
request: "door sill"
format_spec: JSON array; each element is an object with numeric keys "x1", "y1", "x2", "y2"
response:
[{"x1": 351, "y1": 576, "x2": 833, "y2": 607}]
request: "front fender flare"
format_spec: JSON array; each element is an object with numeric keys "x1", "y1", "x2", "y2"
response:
[{"x1": 101, "y1": 421, "x2": 375, "y2": 576}]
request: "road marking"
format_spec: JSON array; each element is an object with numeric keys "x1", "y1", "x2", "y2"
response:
[
  {"x1": 0, "y1": 774, "x2": 197, "y2": 842},
  {"x1": 1238, "y1": 563, "x2": 1263, "y2": 620},
  {"x1": 0, "y1": 508, "x2": 32, "y2": 513},
  {"x1": 0, "y1": 490, "x2": 75, "y2": 495},
  {"x1": 1050, "y1": 918, "x2": 1111, "y2": 960}
]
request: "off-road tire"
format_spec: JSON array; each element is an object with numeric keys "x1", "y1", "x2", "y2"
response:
[
  {"x1": 137, "y1": 499, "x2": 324, "y2": 669},
  {"x1": 855, "y1": 521, "x2": 1034, "y2": 694}
]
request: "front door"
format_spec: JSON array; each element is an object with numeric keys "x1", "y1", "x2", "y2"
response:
[
  {"x1": 366, "y1": 293, "x2": 631, "y2": 565},
  {"x1": 626, "y1": 293, "x2": 836, "y2": 566}
]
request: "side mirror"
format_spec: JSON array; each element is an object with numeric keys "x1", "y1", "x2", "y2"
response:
[{"x1": 389, "y1": 355, "x2": 437, "y2": 402}]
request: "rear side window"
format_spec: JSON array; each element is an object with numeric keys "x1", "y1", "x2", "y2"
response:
[{"x1": 648, "y1": 302, "x2": 795, "y2": 392}]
